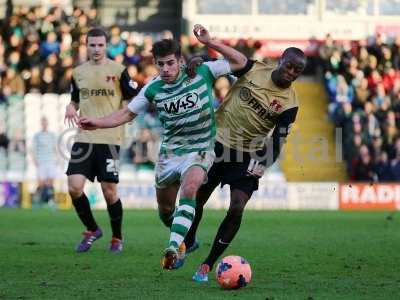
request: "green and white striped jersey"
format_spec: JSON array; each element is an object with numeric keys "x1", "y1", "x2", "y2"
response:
[{"x1": 128, "y1": 60, "x2": 231, "y2": 156}]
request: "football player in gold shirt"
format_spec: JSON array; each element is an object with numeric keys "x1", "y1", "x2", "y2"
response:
[
  {"x1": 187, "y1": 47, "x2": 306, "y2": 281},
  {"x1": 64, "y1": 28, "x2": 138, "y2": 253}
]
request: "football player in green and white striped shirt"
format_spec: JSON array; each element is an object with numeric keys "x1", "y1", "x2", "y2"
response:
[{"x1": 79, "y1": 24, "x2": 247, "y2": 270}]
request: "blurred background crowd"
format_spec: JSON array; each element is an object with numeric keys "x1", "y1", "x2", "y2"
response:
[
  {"x1": 0, "y1": 3, "x2": 399, "y2": 182},
  {"x1": 321, "y1": 34, "x2": 400, "y2": 181}
]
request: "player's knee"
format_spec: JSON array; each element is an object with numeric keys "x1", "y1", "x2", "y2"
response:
[
  {"x1": 158, "y1": 204, "x2": 174, "y2": 215},
  {"x1": 181, "y1": 182, "x2": 199, "y2": 198},
  {"x1": 227, "y1": 200, "x2": 246, "y2": 219},
  {"x1": 102, "y1": 188, "x2": 118, "y2": 203},
  {"x1": 228, "y1": 190, "x2": 249, "y2": 218},
  {"x1": 68, "y1": 185, "x2": 83, "y2": 199},
  {"x1": 227, "y1": 205, "x2": 244, "y2": 220}
]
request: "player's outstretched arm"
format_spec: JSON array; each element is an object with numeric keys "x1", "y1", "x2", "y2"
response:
[
  {"x1": 193, "y1": 24, "x2": 247, "y2": 72},
  {"x1": 78, "y1": 107, "x2": 136, "y2": 130}
]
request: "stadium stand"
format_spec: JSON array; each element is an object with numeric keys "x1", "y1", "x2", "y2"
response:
[
  {"x1": 0, "y1": 4, "x2": 399, "y2": 182},
  {"x1": 319, "y1": 34, "x2": 400, "y2": 181},
  {"x1": 281, "y1": 81, "x2": 348, "y2": 181}
]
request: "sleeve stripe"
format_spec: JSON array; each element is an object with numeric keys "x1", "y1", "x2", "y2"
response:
[
  {"x1": 232, "y1": 59, "x2": 254, "y2": 78},
  {"x1": 71, "y1": 77, "x2": 80, "y2": 103}
]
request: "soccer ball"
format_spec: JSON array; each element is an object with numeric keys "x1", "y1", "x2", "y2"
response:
[{"x1": 215, "y1": 255, "x2": 252, "y2": 289}]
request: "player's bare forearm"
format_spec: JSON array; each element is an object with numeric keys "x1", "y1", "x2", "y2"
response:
[
  {"x1": 193, "y1": 24, "x2": 247, "y2": 72},
  {"x1": 205, "y1": 39, "x2": 247, "y2": 72},
  {"x1": 79, "y1": 107, "x2": 136, "y2": 130},
  {"x1": 97, "y1": 107, "x2": 136, "y2": 128}
]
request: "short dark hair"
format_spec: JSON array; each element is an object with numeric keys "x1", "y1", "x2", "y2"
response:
[
  {"x1": 282, "y1": 47, "x2": 305, "y2": 59},
  {"x1": 151, "y1": 39, "x2": 181, "y2": 59},
  {"x1": 86, "y1": 28, "x2": 108, "y2": 43}
]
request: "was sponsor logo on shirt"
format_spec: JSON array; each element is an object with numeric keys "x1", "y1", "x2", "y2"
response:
[{"x1": 163, "y1": 92, "x2": 199, "y2": 115}]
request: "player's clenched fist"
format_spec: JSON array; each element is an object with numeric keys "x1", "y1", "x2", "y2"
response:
[{"x1": 193, "y1": 24, "x2": 211, "y2": 45}]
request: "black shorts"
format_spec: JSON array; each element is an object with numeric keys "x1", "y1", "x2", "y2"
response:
[
  {"x1": 66, "y1": 142, "x2": 120, "y2": 183},
  {"x1": 200, "y1": 141, "x2": 267, "y2": 198}
]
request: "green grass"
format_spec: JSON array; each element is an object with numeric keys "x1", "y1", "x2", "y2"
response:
[{"x1": 0, "y1": 209, "x2": 399, "y2": 300}]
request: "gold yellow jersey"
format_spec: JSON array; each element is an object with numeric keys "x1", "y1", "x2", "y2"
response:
[
  {"x1": 216, "y1": 60, "x2": 298, "y2": 153},
  {"x1": 71, "y1": 59, "x2": 139, "y2": 145}
]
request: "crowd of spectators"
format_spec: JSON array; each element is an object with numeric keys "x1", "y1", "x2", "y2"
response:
[
  {"x1": 320, "y1": 33, "x2": 400, "y2": 181},
  {"x1": 1, "y1": 4, "x2": 399, "y2": 181},
  {"x1": 0, "y1": 5, "x2": 258, "y2": 172}
]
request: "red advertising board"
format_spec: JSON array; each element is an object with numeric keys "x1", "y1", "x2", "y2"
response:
[
  {"x1": 339, "y1": 183, "x2": 400, "y2": 210},
  {"x1": 375, "y1": 24, "x2": 400, "y2": 37},
  {"x1": 258, "y1": 39, "x2": 320, "y2": 57}
]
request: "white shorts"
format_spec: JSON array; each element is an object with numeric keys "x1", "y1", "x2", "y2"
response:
[
  {"x1": 37, "y1": 163, "x2": 57, "y2": 181},
  {"x1": 155, "y1": 151, "x2": 215, "y2": 189}
]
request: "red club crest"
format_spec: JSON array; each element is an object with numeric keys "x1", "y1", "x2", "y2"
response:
[
  {"x1": 106, "y1": 76, "x2": 116, "y2": 82},
  {"x1": 269, "y1": 99, "x2": 282, "y2": 112}
]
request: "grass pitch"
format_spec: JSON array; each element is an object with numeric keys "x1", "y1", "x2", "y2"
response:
[{"x1": 0, "y1": 209, "x2": 399, "y2": 299}]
